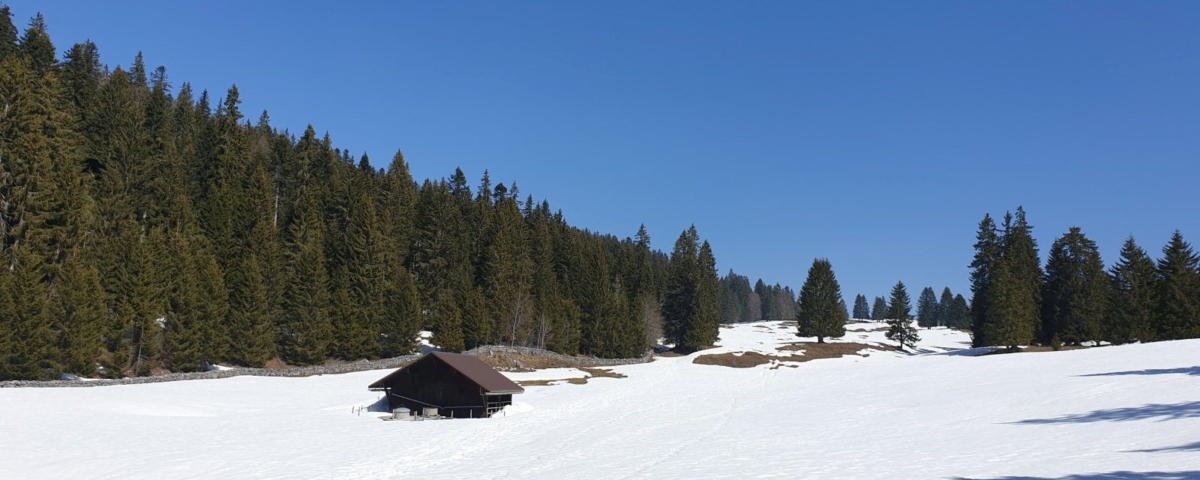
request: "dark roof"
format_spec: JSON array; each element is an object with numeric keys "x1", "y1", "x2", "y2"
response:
[{"x1": 368, "y1": 352, "x2": 524, "y2": 395}]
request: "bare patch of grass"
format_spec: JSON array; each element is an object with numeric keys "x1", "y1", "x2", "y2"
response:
[
  {"x1": 692, "y1": 351, "x2": 784, "y2": 368},
  {"x1": 515, "y1": 367, "x2": 627, "y2": 387}
]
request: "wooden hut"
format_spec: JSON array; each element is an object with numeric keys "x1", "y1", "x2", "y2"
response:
[{"x1": 368, "y1": 352, "x2": 524, "y2": 418}]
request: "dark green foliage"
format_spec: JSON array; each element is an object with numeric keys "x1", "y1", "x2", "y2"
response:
[
  {"x1": 1155, "y1": 231, "x2": 1200, "y2": 340},
  {"x1": 719, "y1": 270, "x2": 756, "y2": 324},
  {"x1": 1106, "y1": 236, "x2": 1156, "y2": 344},
  {"x1": 950, "y1": 294, "x2": 970, "y2": 329},
  {"x1": 852, "y1": 294, "x2": 870, "y2": 320},
  {"x1": 0, "y1": 5, "x2": 17, "y2": 61},
  {"x1": 885, "y1": 281, "x2": 920, "y2": 351},
  {"x1": 970, "y1": 208, "x2": 1042, "y2": 349},
  {"x1": 0, "y1": 17, "x2": 687, "y2": 378},
  {"x1": 916, "y1": 287, "x2": 938, "y2": 328},
  {"x1": 936, "y1": 288, "x2": 954, "y2": 328},
  {"x1": 17, "y1": 13, "x2": 55, "y2": 75},
  {"x1": 1040, "y1": 227, "x2": 1108, "y2": 346},
  {"x1": 662, "y1": 227, "x2": 719, "y2": 352},
  {"x1": 797, "y1": 259, "x2": 847, "y2": 343},
  {"x1": 968, "y1": 214, "x2": 1000, "y2": 346},
  {"x1": 871, "y1": 296, "x2": 888, "y2": 320}
]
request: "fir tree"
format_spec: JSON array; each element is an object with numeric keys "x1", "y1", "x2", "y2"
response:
[
  {"x1": 1106, "y1": 236, "x2": 1157, "y2": 344},
  {"x1": 852, "y1": 294, "x2": 870, "y2": 320},
  {"x1": 871, "y1": 296, "x2": 888, "y2": 321},
  {"x1": 1155, "y1": 231, "x2": 1200, "y2": 340},
  {"x1": 885, "y1": 281, "x2": 920, "y2": 351},
  {"x1": 916, "y1": 287, "x2": 938, "y2": 328},
  {"x1": 663, "y1": 227, "x2": 700, "y2": 349},
  {"x1": 1004, "y1": 208, "x2": 1043, "y2": 344},
  {"x1": 968, "y1": 214, "x2": 1000, "y2": 347},
  {"x1": 1040, "y1": 227, "x2": 1107, "y2": 346},
  {"x1": 280, "y1": 198, "x2": 331, "y2": 365},
  {"x1": 0, "y1": 5, "x2": 17, "y2": 61},
  {"x1": 937, "y1": 287, "x2": 954, "y2": 328},
  {"x1": 796, "y1": 259, "x2": 848, "y2": 343}
]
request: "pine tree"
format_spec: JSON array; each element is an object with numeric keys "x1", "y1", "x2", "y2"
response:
[
  {"x1": 1155, "y1": 231, "x2": 1200, "y2": 340},
  {"x1": 797, "y1": 259, "x2": 848, "y2": 343},
  {"x1": 871, "y1": 296, "x2": 888, "y2": 321},
  {"x1": 1106, "y1": 236, "x2": 1157, "y2": 344},
  {"x1": 852, "y1": 294, "x2": 870, "y2": 320},
  {"x1": 885, "y1": 281, "x2": 920, "y2": 351},
  {"x1": 225, "y1": 254, "x2": 275, "y2": 367},
  {"x1": 1040, "y1": 227, "x2": 1107, "y2": 346},
  {"x1": 916, "y1": 287, "x2": 938, "y2": 328}
]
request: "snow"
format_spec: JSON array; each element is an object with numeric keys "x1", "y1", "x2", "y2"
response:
[{"x1": 3, "y1": 321, "x2": 1198, "y2": 479}]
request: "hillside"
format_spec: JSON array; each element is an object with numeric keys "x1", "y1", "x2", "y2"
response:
[{"x1": 2, "y1": 322, "x2": 1197, "y2": 479}]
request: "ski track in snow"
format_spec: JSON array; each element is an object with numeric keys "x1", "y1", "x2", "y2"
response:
[{"x1": 3, "y1": 322, "x2": 1200, "y2": 479}]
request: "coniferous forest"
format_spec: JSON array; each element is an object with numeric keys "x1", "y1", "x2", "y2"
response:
[
  {"x1": 969, "y1": 207, "x2": 1200, "y2": 351},
  {"x1": 0, "y1": 10, "x2": 724, "y2": 380}
]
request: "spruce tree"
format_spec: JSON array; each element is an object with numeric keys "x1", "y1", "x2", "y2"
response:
[
  {"x1": 852, "y1": 294, "x2": 870, "y2": 320},
  {"x1": 1004, "y1": 208, "x2": 1044, "y2": 344},
  {"x1": 951, "y1": 294, "x2": 970, "y2": 329},
  {"x1": 663, "y1": 227, "x2": 699, "y2": 349},
  {"x1": 17, "y1": 13, "x2": 55, "y2": 76},
  {"x1": 968, "y1": 214, "x2": 1000, "y2": 347},
  {"x1": 797, "y1": 258, "x2": 848, "y2": 343},
  {"x1": 937, "y1": 287, "x2": 954, "y2": 328},
  {"x1": 871, "y1": 296, "x2": 888, "y2": 321},
  {"x1": 916, "y1": 287, "x2": 938, "y2": 328},
  {"x1": 984, "y1": 259, "x2": 1035, "y2": 351},
  {"x1": 1155, "y1": 231, "x2": 1200, "y2": 340},
  {"x1": 0, "y1": 5, "x2": 17, "y2": 61},
  {"x1": 280, "y1": 198, "x2": 332, "y2": 365},
  {"x1": 690, "y1": 240, "x2": 720, "y2": 349},
  {"x1": 1106, "y1": 236, "x2": 1156, "y2": 344},
  {"x1": 1040, "y1": 227, "x2": 1107, "y2": 346},
  {"x1": 885, "y1": 281, "x2": 920, "y2": 351}
]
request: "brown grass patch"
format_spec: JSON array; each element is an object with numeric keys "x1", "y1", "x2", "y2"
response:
[
  {"x1": 692, "y1": 351, "x2": 785, "y2": 368},
  {"x1": 775, "y1": 341, "x2": 886, "y2": 360},
  {"x1": 515, "y1": 367, "x2": 627, "y2": 387}
]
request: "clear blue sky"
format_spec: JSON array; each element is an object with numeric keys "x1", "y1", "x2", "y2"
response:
[{"x1": 9, "y1": 1, "x2": 1200, "y2": 304}]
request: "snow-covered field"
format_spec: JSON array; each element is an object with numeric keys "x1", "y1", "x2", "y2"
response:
[{"x1": 2, "y1": 322, "x2": 1198, "y2": 479}]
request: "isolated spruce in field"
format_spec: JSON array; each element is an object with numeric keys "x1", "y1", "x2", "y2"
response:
[
  {"x1": 885, "y1": 281, "x2": 920, "y2": 351},
  {"x1": 797, "y1": 259, "x2": 848, "y2": 343}
]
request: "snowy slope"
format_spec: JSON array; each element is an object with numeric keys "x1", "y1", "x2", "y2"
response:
[{"x1": 2, "y1": 322, "x2": 1198, "y2": 479}]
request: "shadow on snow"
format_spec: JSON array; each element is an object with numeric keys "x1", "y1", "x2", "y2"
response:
[
  {"x1": 1128, "y1": 441, "x2": 1200, "y2": 453},
  {"x1": 951, "y1": 471, "x2": 1200, "y2": 480},
  {"x1": 1079, "y1": 366, "x2": 1200, "y2": 377},
  {"x1": 1009, "y1": 401, "x2": 1200, "y2": 425}
]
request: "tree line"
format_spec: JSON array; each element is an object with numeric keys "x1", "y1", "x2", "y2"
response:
[
  {"x1": 969, "y1": 206, "x2": 1200, "y2": 350},
  {"x1": 718, "y1": 271, "x2": 800, "y2": 323},
  {"x1": 0, "y1": 9, "x2": 720, "y2": 380}
]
